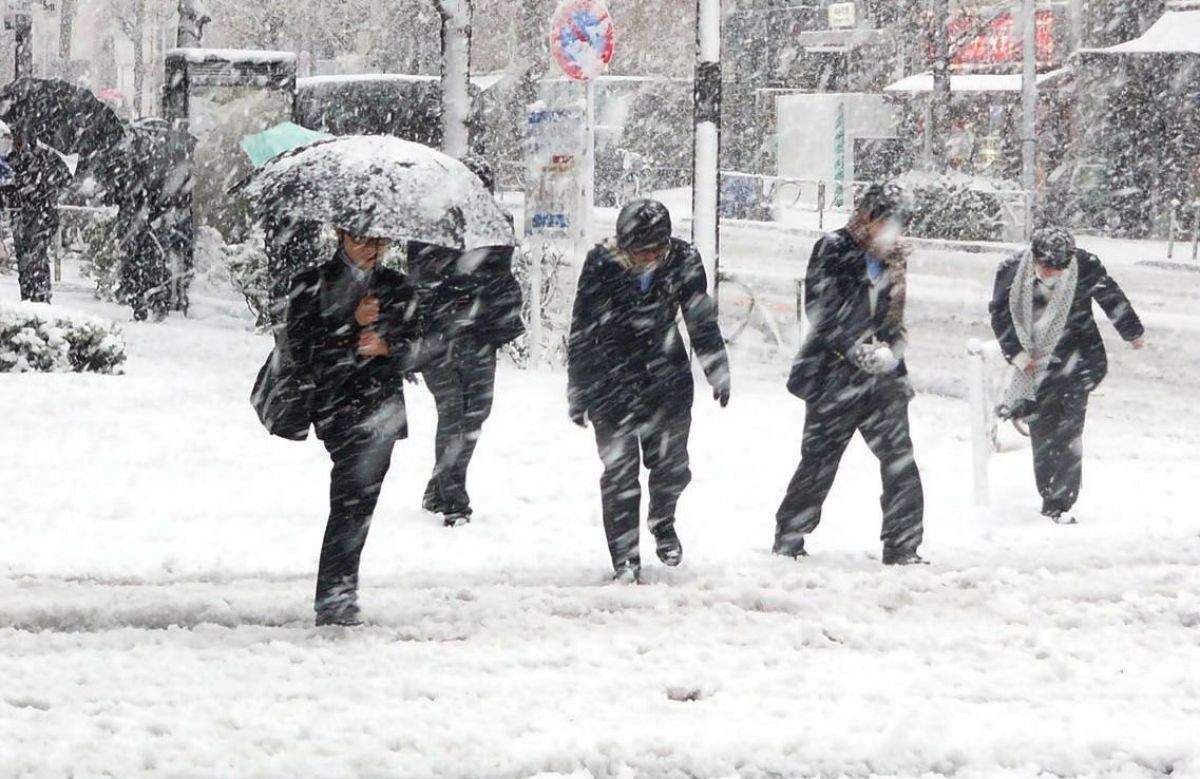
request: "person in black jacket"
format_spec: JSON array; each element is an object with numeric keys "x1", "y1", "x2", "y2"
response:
[
  {"x1": 568, "y1": 199, "x2": 731, "y2": 582},
  {"x1": 989, "y1": 225, "x2": 1145, "y2": 525},
  {"x1": 407, "y1": 158, "x2": 524, "y2": 527},
  {"x1": 285, "y1": 227, "x2": 428, "y2": 626},
  {"x1": 7, "y1": 134, "x2": 71, "y2": 303},
  {"x1": 775, "y1": 183, "x2": 926, "y2": 565}
]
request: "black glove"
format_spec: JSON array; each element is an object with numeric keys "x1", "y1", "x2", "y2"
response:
[
  {"x1": 713, "y1": 386, "x2": 730, "y2": 408},
  {"x1": 569, "y1": 407, "x2": 588, "y2": 428}
]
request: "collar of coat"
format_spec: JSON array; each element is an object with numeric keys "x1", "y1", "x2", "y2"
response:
[
  {"x1": 602, "y1": 237, "x2": 677, "y2": 275},
  {"x1": 835, "y1": 226, "x2": 910, "y2": 336}
]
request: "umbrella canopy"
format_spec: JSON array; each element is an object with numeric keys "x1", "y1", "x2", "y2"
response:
[
  {"x1": 241, "y1": 122, "x2": 333, "y2": 168},
  {"x1": 0, "y1": 78, "x2": 125, "y2": 159},
  {"x1": 237, "y1": 135, "x2": 516, "y2": 250}
]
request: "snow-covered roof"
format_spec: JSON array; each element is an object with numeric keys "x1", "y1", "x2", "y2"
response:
[
  {"x1": 1086, "y1": 9, "x2": 1200, "y2": 54},
  {"x1": 884, "y1": 69, "x2": 1068, "y2": 94},
  {"x1": 166, "y1": 48, "x2": 297, "y2": 65},
  {"x1": 297, "y1": 73, "x2": 507, "y2": 91},
  {"x1": 298, "y1": 74, "x2": 439, "y2": 87}
]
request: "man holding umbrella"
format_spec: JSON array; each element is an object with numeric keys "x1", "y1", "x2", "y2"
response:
[
  {"x1": 568, "y1": 199, "x2": 731, "y2": 583},
  {"x1": 242, "y1": 136, "x2": 517, "y2": 625},
  {"x1": 0, "y1": 78, "x2": 126, "y2": 303},
  {"x1": 6, "y1": 132, "x2": 70, "y2": 303}
]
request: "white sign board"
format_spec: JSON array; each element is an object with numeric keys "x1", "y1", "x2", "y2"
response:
[
  {"x1": 524, "y1": 105, "x2": 586, "y2": 242},
  {"x1": 828, "y1": 2, "x2": 857, "y2": 29}
]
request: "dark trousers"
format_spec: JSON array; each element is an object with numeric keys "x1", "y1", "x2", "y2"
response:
[
  {"x1": 593, "y1": 408, "x2": 693, "y2": 569},
  {"x1": 422, "y1": 350, "x2": 497, "y2": 516},
  {"x1": 1030, "y1": 384, "x2": 1089, "y2": 515},
  {"x1": 15, "y1": 217, "x2": 56, "y2": 303},
  {"x1": 775, "y1": 388, "x2": 924, "y2": 555},
  {"x1": 315, "y1": 432, "x2": 396, "y2": 613}
]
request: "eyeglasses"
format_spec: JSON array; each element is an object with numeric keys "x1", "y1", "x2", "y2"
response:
[{"x1": 344, "y1": 234, "x2": 391, "y2": 250}]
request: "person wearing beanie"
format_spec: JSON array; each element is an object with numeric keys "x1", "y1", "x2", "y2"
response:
[
  {"x1": 775, "y1": 182, "x2": 927, "y2": 566},
  {"x1": 568, "y1": 199, "x2": 731, "y2": 583},
  {"x1": 990, "y1": 224, "x2": 1146, "y2": 525}
]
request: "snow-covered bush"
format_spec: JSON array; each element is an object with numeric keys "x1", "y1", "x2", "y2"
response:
[
  {"x1": 0, "y1": 301, "x2": 126, "y2": 374},
  {"x1": 894, "y1": 172, "x2": 1007, "y2": 242},
  {"x1": 76, "y1": 216, "x2": 123, "y2": 302},
  {"x1": 222, "y1": 234, "x2": 273, "y2": 330}
]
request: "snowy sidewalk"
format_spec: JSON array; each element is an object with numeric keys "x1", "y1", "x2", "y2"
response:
[{"x1": 2, "y1": 268, "x2": 1199, "y2": 777}]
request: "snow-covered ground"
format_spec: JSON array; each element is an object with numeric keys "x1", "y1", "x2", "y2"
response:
[{"x1": 3, "y1": 238, "x2": 1199, "y2": 777}]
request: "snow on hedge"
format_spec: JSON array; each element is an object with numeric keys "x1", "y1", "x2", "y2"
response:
[{"x1": 0, "y1": 300, "x2": 126, "y2": 374}]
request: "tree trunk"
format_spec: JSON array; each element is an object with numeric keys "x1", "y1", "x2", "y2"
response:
[
  {"x1": 59, "y1": 0, "x2": 77, "y2": 66},
  {"x1": 134, "y1": 0, "x2": 147, "y2": 117}
]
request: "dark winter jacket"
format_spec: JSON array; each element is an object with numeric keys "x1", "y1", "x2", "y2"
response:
[
  {"x1": 568, "y1": 237, "x2": 730, "y2": 426},
  {"x1": 989, "y1": 248, "x2": 1144, "y2": 393},
  {"x1": 284, "y1": 253, "x2": 425, "y2": 441},
  {"x1": 407, "y1": 241, "x2": 524, "y2": 364},
  {"x1": 5, "y1": 143, "x2": 71, "y2": 229},
  {"x1": 787, "y1": 228, "x2": 912, "y2": 405}
]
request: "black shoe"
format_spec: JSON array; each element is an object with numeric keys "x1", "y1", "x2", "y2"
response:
[
  {"x1": 653, "y1": 523, "x2": 683, "y2": 567},
  {"x1": 612, "y1": 560, "x2": 641, "y2": 584},
  {"x1": 315, "y1": 603, "x2": 362, "y2": 627},
  {"x1": 772, "y1": 537, "x2": 807, "y2": 559},
  {"x1": 443, "y1": 512, "x2": 471, "y2": 528},
  {"x1": 882, "y1": 550, "x2": 929, "y2": 566}
]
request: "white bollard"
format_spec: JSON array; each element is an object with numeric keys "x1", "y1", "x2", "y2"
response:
[{"x1": 966, "y1": 338, "x2": 992, "y2": 507}]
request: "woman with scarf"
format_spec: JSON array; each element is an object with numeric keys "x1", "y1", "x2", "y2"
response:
[
  {"x1": 990, "y1": 226, "x2": 1145, "y2": 525},
  {"x1": 774, "y1": 183, "x2": 926, "y2": 565}
]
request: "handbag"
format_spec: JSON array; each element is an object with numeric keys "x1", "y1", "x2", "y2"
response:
[{"x1": 250, "y1": 346, "x2": 314, "y2": 441}]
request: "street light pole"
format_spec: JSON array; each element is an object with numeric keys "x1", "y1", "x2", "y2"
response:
[
  {"x1": 1020, "y1": 0, "x2": 1038, "y2": 234},
  {"x1": 693, "y1": 0, "x2": 722, "y2": 301}
]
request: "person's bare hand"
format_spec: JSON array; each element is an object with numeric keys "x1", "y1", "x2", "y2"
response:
[
  {"x1": 1131, "y1": 337, "x2": 1146, "y2": 351},
  {"x1": 357, "y1": 329, "x2": 389, "y2": 358},
  {"x1": 355, "y1": 295, "x2": 380, "y2": 327},
  {"x1": 1023, "y1": 358, "x2": 1039, "y2": 376}
]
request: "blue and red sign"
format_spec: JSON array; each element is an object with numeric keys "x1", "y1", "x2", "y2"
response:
[{"x1": 549, "y1": 0, "x2": 616, "y2": 82}]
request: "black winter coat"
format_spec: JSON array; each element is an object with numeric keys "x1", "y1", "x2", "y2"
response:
[
  {"x1": 568, "y1": 237, "x2": 730, "y2": 425},
  {"x1": 989, "y1": 249, "x2": 1144, "y2": 392},
  {"x1": 788, "y1": 229, "x2": 912, "y2": 406},
  {"x1": 284, "y1": 254, "x2": 424, "y2": 441},
  {"x1": 407, "y1": 241, "x2": 525, "y2": 364},
  {"x1": 5, "y1": 143, "x2": 71, "y2": 229}
]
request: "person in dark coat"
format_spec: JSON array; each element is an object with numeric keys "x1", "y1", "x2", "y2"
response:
[
  {"x1": 7, "y1": 134, "x2": 71, "y2": 303},
  {"x1": 989, "y1": 225, "x2": 1145, "y2": 525},
  {"x1": 775, "y1": 183, "x2": 926, "y2": 566},
  {"x1": 114, "y1": 122, "x2": 172, "y2": 321},
  {"x1": 284, "y1": 227, "x2": 430, "y2": 626},
  {"x1": 407, "y1": 158, "x2": 524, "y2": 527},
  {"x1": 568, "y1": 199, "x2": 731, "y2": 582}
]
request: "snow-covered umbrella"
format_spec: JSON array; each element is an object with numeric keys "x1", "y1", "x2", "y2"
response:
[
  {"x1": 0, "y1": 78, "x2": 125, "y2": 160},
  {"x1": 234, "y1": 135, "x2": 516, "y2": 250}
]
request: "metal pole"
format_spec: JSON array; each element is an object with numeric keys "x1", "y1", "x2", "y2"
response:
[
  {"x1": 929, "y1": 0, "x2": 951, "y2": 172},
  {"x1": 967, "y1": 339, "x2": 991, "y2": 507},
  {"x1": 1168, "y1": 199, "x2": 1178, "y2": 259},
  {"x1": 574, "y1": 79, "x2": 596, "y2": 266},
  {"x1": 693, "y1": 0, "x2": 722, "y2": 301},
  {"x1": 439, "y1": 0, "x2": 472, "y2": 159},
  {"x1": 1192, "y1": 202, "x2": 1199, "y2": 262},
  {"x1": 1020, "y1": 0, "x2": 1037, "y2": 235}
]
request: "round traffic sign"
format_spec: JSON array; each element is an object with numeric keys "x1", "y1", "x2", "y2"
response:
[{"x1": 549, "y1": 0, "x2": 616, "y2": 82}]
